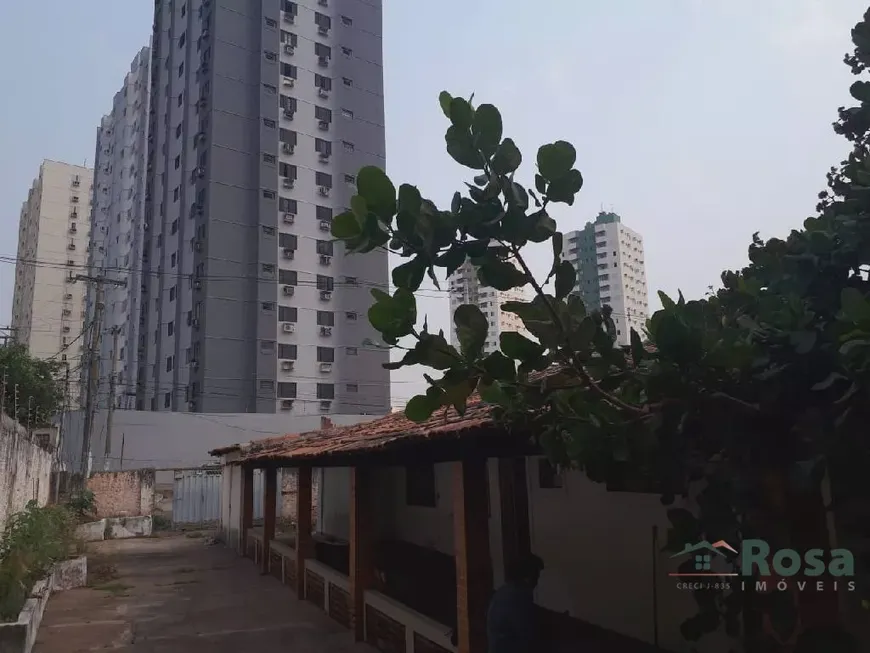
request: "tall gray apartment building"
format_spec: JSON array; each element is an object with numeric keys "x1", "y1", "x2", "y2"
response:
[
  {"x1": 85, "y1": 47, "x2": 152, "y2": 410},
  {"x1": 138, "y1": 0, "x2": 389, "y2": 414}
]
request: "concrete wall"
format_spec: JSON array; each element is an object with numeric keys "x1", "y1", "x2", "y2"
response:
[
  {"x1": 59, "y1": 409, "x2": 380, "y2": 473},
  {"x1": 87, "y1": 469, "x2": 155, "y2": 519},
  {"x1": 0, "y1": 414, "x2": 53, "y2": 534}
]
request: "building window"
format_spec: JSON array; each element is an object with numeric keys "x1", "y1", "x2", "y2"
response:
[
  {"x1": 315, "y1": 171, "x2": 332, "y2": 188},
  {"x1": 171, "y1": 252, "x2": 177, "y2": 268},
  {"x1": 315, "y1": 138, "x2": 332, "y2": 156},
  {"x1": 176, "y1": 123, "x2": 182, "y2": 138},
  {"x1": 316, "y1": 383, "x2": 334, "y2": 400},
  {"x1": 341, "y1": 108, "x2": 354, "y2": 119},
  {"x1": 282, "y1": 0, "x2": 298, "y2": 16},
  {"x1": 179, "y1": 32, "x2": 186, "y2": 48},
  {"x1": 278, "y1": 344, "x2": 297, "y2": 359},
  {"x1": 178, "y1": 62, "x2": 184, "y2": 77},
  {"x1": 263, "y1": 153, "x2": 276, "y2": 164},
  {"x1": 344, "y1": 174, "x2": 356, "y2": 184},
  {"x1": 281, "y1": 30, "x2": 297, "y2": 46},
  {"x1": 316, "y1": 205, "x2": 333, "y2": 221},
  {"x1": 315, "y1": 74, "x2": 332, "y2": 91},
  {"x1": 346, "y1": 383, "x2": 358, "y2": 392},
  {"x1": 538, "y1": 458, "x2": 563, "y2": 489},
  {"x1": 279, "y1": 305, "x2": 297, "y2": 322},
  {"x1": 278, "y1": 382, "x2": 297, "y2": 399},
  {"x1": 316, "y1": 240, "x2": 333, "y2": 256},
  {"x1": 175, "y1": 155, "x2": 180, "y2": 169},
  {"x1": 279, "y1": 162, "x2": 297, "y2": 180},
  {"x1": 405, "y1": 463, "x2": 436, "y2": 507},
  {"x1": 346, "y1": 347, "x2": 358, "y2": 356},
  {"x1": 280, "y1": 62, "x2": 297, "y2": 78},
  {"x1": 316, "y1": 275, "x2": 334, "y2": 291},
  {"x1": 315, "y1": 12, "x2": 331, "y2": 30},
  {"x1": 169, "y1": 286, "x2": 177, "y2": 301},
  {"x1": 279, "y1": 197, "x2": 297, "y2": 213},
  {"x1": 342, "y1": 77, "x2": 352, "y2": 87},
  {"x1": 342, "y1": 140, "x2": 355, "y2": 151},
  {"x1": 264, "y1": 50, "x2": 278, "y2": 62},
  {"x1": 279, "y1": 269, "x2": 298, "y2": 285},
  {"x1": 171, "y1": 219, "x2": 178, "y2": 234},
  {"x1": 263, "y1": 83, "x2": 277, "y2": 94},
  {"x1": 317, "y1": 347, "x2": 334, "y2": 363},
  {"x1": 315, "y1": 106, "x2": 332, "y2": 123},
  {"x1": 263, "y1": 189, "x2": 276, "y2": 199},
  {"x1": 341, "y1": 46, "x2": 353, "y2": 57},
  {"x1": 262, "y1": 302, "x2": 276, "y2": 312},
  {"x1": 279, "y1": 233, "x2": 297, "y2": 250},
  {"x1": 164, "y1": 392, "x2": 171, "y2": 408},
  {"x1": 345, "y1": 311, "x2": 357, "y2": 321},
  {"x1": 263, "y1": 118, "x2": 277, "y2": 129},
  {"x1": 166, "y1": 356, "x2": 174, "y2": 372},
  {"x1": 317, "y1": 311, "x2": 334, "y2": 326}
]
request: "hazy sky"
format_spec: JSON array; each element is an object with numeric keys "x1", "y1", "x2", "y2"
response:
[{"x1": 0, "y1": 0, "x2": 865, "y2": 405}]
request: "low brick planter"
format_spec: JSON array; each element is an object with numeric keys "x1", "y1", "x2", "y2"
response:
[{"x1": 0, "y1": 556, "x2": 87, "y2": 653}]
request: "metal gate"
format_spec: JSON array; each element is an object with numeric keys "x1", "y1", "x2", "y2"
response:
[
  {"x1": 171, "y1": 468, "x2": 265, "y2": 525},
  {"x1": 172, "y1": 468, "x2": 222, "y2": 525}
]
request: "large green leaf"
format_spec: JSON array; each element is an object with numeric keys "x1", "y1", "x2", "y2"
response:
[
  {"x1": 356, "y1": 166, "x2": 396, "y2": 221},
  {"x1": 397, "y1": 184, "x2": 422, "y2": 217},
  {"x1": 554, "y1": 260, "x2": 577, "y2": 300},
  {"x1": 478, "y1": 258, "x2": 528, "y2": 290},
  {"x1": 500, "y1": 331, "x2": 544, "y2": 360},
  {"x1": 537, "y1": 141, "x2": 576, "y2": 181},
  {"x1": 392, "y1": 257, "x2": 427, "y2": 292},
  {"x1": 405, "y1": 394, "x2": 439, "y2": 422},
  {"x1": 331, "y1": 211, "x2": 363, "y2": 239},
  {"x1": 449, "y1": 97, "x2": 474, "y2": 129},
  {"x1": 472, "y1": 104, "x2": 503, "y2": 157},
  {"x1": 482, "y1": 351, "x2": 516, "y2": 381},
  {"x1": 491, "y1": 138, "x2": 522, "y2": 174},
  {"x1": 454, "y1": 304, "x2": 489, "y2": 358},
  {"x1": 841, "y1": 287, "x2": 870, "y2": 323},
  {"x1": 446, "y1": 125, "x2": 484, "y2": 169},
  {"x1": 438, "y1": 91, "x2": 453, "y2": 119},
  {"x1": 545, "y1": 169, "x2": 584, "y2": 205}
]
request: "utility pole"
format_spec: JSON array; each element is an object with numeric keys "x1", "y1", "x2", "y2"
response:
[
  {"x1": 1, "y1": 368, "x2": 6, "y2": 417},
  {"x1": 103, "y1": 326, "x2": 120, "y2": 471},
  {"x1": 75, "y1": 274, "x2": 125, "y2": 481},
  {"x1": 54, "y1": 363, "x2": 70, "y2": 503}
]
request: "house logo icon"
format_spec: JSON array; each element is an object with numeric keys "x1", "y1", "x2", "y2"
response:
[{"x1": 669, "y1": 540, "x2": 740, "y2": 577}]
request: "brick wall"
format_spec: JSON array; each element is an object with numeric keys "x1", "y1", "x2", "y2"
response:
[
  {"x1": 87, "y1": 469, "x2": 155, "y2": 518},
  {"x1": 279, "y1": 469, "x2": 320, "y2": 528}
]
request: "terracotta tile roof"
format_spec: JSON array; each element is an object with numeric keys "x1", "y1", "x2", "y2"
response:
[
  {"x1": 223, "y1": 395, "x2": 496, "y2": 464},
  {"x1": 210, "y1": 346, "x2": 656, "y2": 464}
]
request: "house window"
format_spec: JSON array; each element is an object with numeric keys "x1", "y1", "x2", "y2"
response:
[
  {"x1": 538, "y1": 458, "x2": 563, "y2": 489},
  {"x1": 405, "y1": 463, "x2": 436, "y2": 507}
]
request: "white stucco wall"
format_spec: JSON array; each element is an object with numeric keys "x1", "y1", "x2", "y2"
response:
[{"x1": 0, "y1": 414, "x2": 53, "y2": 533}]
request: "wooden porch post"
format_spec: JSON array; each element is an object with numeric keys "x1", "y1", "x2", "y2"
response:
[
  {"x1": 454, "y1": 457, "x2": 493, "y2": 653},
  {"x1": 241, "y1": 466, "x2": 254, "y2": 557},
  {"x1": 295, "y1": 465, "x2": 313, "y2": 600},
  {"x1": 498, "y1": 457, "x2": 531, "y2": 578},
  {"x1": 262, "y1": 466, "x2": 278, "y2": 574},
  {"x1": 349, "y1": 465, "x2": 374, "y2": 641}
]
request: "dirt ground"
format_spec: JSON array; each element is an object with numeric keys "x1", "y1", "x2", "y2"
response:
[{"x1": 34, "y1": 534, "x2": 375, "y2": 652}]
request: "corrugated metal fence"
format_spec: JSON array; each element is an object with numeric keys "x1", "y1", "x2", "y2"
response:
[{"x1": 171, "y1": 468, "x2": 265, "y2": 525}]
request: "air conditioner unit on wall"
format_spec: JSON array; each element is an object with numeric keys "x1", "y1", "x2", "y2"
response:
[
  {"x1": 282, "y1": 322, "x2": 295, "y2": 333},
  {"x1": 281, "y1": 360, "x2": 295, "y2": 371}
]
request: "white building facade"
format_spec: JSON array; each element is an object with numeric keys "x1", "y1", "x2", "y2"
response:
[
  {"x1": 84, "y1": 46, "x2": 152, "y2": 409},
  {"x1": 448, "y1": 259, "x2": 529, "y2": 354},
  {"x1": 563, "y1": 211, "x2": 648, "y2": 346},
  {"x1": 11, "y1": 160, "x2": 94, "y2": 405}
]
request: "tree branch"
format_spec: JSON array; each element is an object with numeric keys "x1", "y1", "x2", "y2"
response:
[{"x1": 508, "y1": 244, "x2": 647, "y2": 416}]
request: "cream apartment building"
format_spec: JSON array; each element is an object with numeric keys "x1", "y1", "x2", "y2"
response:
[{"x1": 11, "y1": 160, "x2": 93, "y2": 405}]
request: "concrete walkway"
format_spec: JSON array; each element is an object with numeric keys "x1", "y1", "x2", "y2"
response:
[{"x1": 34, "y1": 535, "x2": 375, "y2": 652}]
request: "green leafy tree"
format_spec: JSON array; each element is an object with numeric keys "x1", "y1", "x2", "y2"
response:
[
  {"x1": 0, "y1": 344, "x2": 64, "y2": 426},
  {"x1": 333, "y1": 9, "x2": 870, "y2": 652}
]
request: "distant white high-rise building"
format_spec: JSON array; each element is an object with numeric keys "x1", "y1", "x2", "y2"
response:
[
  {"x1": 11, "y1": 160, "x2": 94, "y2": 405},
  {"x1": 448, "y1": 259, "x2": 530, "y2": 354},
  {"x1": 563, "y1": 211, "x2": 648, "y2": 346}
]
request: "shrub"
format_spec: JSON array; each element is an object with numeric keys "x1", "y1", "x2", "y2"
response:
[
  {"x1": 65, "y1": 489, "x2": 96, "y2": 523},
  {"x1": 0, "y1": 501, "x2": 77, "y2": 620}
]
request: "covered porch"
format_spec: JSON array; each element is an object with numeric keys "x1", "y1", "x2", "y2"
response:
[{"x1": 214, "y1": 403, "x2": 669, "y2": 653}]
